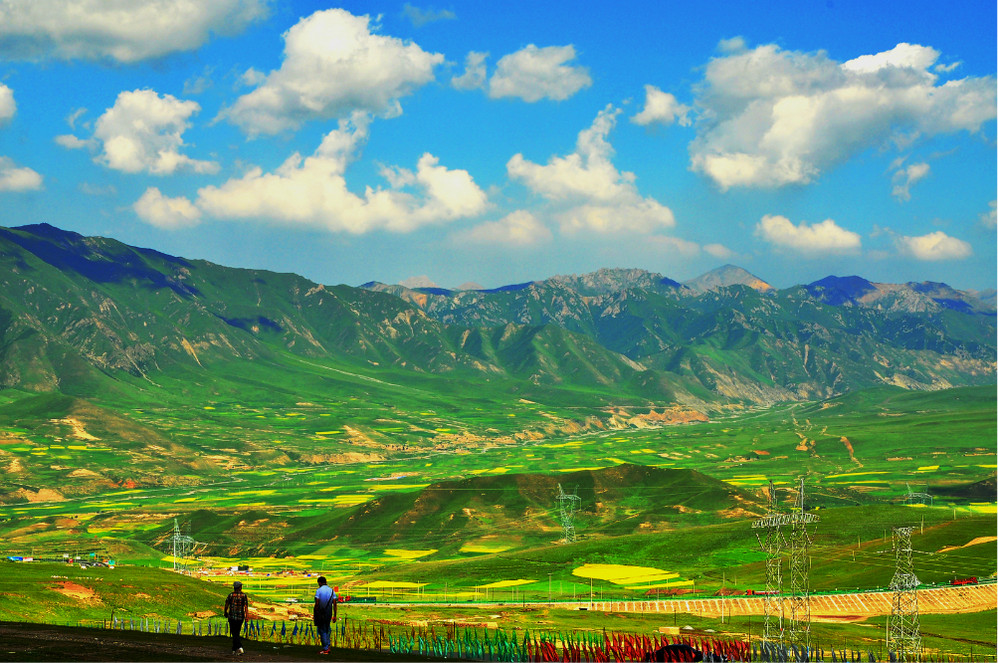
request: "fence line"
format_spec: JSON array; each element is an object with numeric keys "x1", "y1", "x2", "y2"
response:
[{"x1": 9, "y1": 615, "x2": 993, "y2": 663}]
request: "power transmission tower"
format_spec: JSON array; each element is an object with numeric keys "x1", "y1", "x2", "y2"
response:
[
  {"x1": 887, "y1": 526, "x2": 922, "y2": 661},
  {"x1": 556, "y1": 484, "x2": 581, "y2": 543},
  {"x1": 787, "y1": 477, "x2": 819, "y2": 651},
  {"x1": 751, "y1": 479, "x2": 785, "y2": 645},
  {"x1": 171, "y1": 518, "x2": 194, "y2": 574},
  {"x1": 903, "y1": 483, "x2": 933, "y2": 506}
]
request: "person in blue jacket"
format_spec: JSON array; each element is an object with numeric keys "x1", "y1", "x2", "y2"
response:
[{"x1": 313, "y1": 576, "x2": 337, "y2": 654}]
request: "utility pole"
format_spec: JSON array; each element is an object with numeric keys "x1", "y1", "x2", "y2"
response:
[
  {"x1": 887, "y1": 526, "x2": 922, "y2": 661},
  {"x1": 556, "y1": 484, "x2": 581, "y2": 544}
]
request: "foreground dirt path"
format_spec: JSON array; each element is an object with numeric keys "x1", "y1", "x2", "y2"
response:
[{"x1": 0, "y1": 622, "x2": 440, "y2": 662}]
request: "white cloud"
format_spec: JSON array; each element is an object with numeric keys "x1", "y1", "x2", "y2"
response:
[
  {"x1": 981, "y1": 200, "x2": 997, "y2": 229},
  {"x1": 66, "y1": 107, "x2": 87, "y2": 130},
  {"x1": 897, "y1": 231, "x2": 972, "y2": 260},
  {"x1": 508, "y1": 105, "x2": 676, "y2": 237},
  {"x1": 488, "y1": 44, "x2": 591, "y2": 102},
  {"x1": 558, "y1": 200, "x2": 675, "y2": 235},
  {"x1": 0, "y1": 0, "x2": 268, "y2": 63},
  {"x1": 645, "y1": 235, "x2": 701, "y2": 256},
  {"x1": 508, "y1": 106, "x2": 633, "y2": 202},
  {"x1": 717, "y1": 36, "x2": 747, "y2": 54},
  {"x1": 183, "y1": 67, "x2": 215, "y2": 96},
  {"x1": 690, "y1": 42, "x2": 997, "y2": 190},
  {"x1": 0, "y1": 157, "x2": 43, "y2": 191},
  {"x1": 54, "y1": 134, "x2": 93, "y2": 149},
  {"x1": 401, "y1": 3, "x2": 456, "y2": 27},
  {"x1": 452, "y1": 51, "x2": 488, "y2": 90},
  {"x1": 631, "y1": 85, "x2": 691, "y2": 127},
  {"x1": 134, "y1": 187, "x2": 202, "y2": 229},
  {"x1": 239, "y1": 68, "x2": 267, "y2": 88},
  {"x1": 62, "y1": 89, "x2": 218, "y2": 175},
  {"x1": 223, "y1": 9, "x2": 444, "y2": 135},
  {"x1": 891, "y1": 161, "x2": 930, "y2": 202},
  {"x1": 0, "y1": 84, "x2": 14, "y2": 124},
  {"x1": 704, "y1": 243, "x2": 734, "y2": 259},
  {"x1": 756, "y1": 214, "x2": 861, "y2": 253},
  {"x1": 840, "y1": 42, "x2": 940, "y2": 74},
  {"x1": 196, "y1": 113, "x2": 487, "y2": 233},
  {"x1": 457, "y1": 210, "x2": 552, "y2": 246}
]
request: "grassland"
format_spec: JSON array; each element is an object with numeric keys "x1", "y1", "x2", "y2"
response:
[{"x1": 0, "y1": 384, "x2": 994, "y2": 658}]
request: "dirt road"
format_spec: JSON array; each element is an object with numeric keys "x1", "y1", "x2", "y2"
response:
[{"x1": 0, "y1": 622, "x2": 439, "y2": 662}]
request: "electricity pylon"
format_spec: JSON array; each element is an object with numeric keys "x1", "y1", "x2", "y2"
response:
[
  {"x1": 887, "y1": 526, "x2": 922, "y2": 661},
  {"x1": 171, "y1": 518, "x2": 194, "y2": 574},
  {"x1": 752, "y1": 480, "x2": 785, "y2": 644},
  {"x1": 787, "y1": 477, "x2": 819, "y2": 650},
  {"x1": 556, "y1": 484, "x2": 581, "y2": 543},
  {"x1": 903, "y1": 483, "x2": 933, "y2": 506}
]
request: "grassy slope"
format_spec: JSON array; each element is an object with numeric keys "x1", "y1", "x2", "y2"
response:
[{"x1": 0, "y1": 562, "x2": 230, "y2": 624}]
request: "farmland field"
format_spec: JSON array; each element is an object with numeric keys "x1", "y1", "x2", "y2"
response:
[{"x1": 0, "y1": 384, "x2": 995, "y2": 657}]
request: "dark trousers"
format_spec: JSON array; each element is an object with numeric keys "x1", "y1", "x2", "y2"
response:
[
  {"x1": 228, "y1": 618, "x2": 244, "y2": 651},
  {"x1": 316, "y1": 619, "x2": 332, "y2": 650}
]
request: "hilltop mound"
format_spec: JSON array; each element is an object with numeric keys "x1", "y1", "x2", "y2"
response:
[{"x1": 315, "y1": 464, "x2": 763, "y2": 551}]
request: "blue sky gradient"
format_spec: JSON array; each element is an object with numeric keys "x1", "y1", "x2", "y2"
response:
[{"x1": 0, "y1": 0, "x2": 994, "y2": 290}]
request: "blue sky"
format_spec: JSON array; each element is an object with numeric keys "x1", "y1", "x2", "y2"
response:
[{"x1": 0, "y1": 0, "x2": 994, "y2": 290}]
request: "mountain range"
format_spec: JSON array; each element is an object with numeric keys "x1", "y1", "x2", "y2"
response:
[{"x1": 1, "y1": 223, "x2": 995, "y2": 409}]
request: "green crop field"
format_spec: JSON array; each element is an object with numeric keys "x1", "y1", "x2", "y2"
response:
[{"x1": 0, "y1": 384, "x2": 994, "y2": 657}]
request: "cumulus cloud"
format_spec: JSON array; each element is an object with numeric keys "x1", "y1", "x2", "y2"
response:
[
  {"x1": 631, "y1": 85, "x2": 691, "y2": 127},
  {"x1": 401, "y1": 3, "x2": 456, "y2": 27},
  {"x1": 0, "y1": 0, "x2": 268, "y2": 63},
  {"x1": 134, "y1": 187, "x2": 202, "y2": 229},
  {"x1": 557, "y1": 200, "x2": 675, "y2": 235},
  {"x1": 0, "y1": 84, "x2": 14, "y2": 124},
  {"x1": 508, "y1": 106, "x2": 634, "y2": 202},
  {"x1": 507, "y1": 105, "x2": 676, "y2": 236},
  {"x1": 222, "y1": 9, "x2": 444, "y2": 135},
  {"x1": 690, "y1": 42, "x2": 997, "y2": 190},
  {"x1": 488, "y1": 44, "x2": 591, "y2": 102},
  {"x1": 457, "y1": 210, "x2": 552, "y2": 246},
  {"x1": 0, "y1": 157, "x2": 43, "y2": 191},
  {"x1": 195, "y1": 113, "x2": 487, "y2": 233},
  {"x1": 896, "y1": 231, "x2": 972, "y2": 260},
  {"x1": 755, "y1": 214, "x2": 861, "y2": 253},
  {"x1": 59, "y1": 89, "x2": 218, "y2": 175},
  {"x1": 891, "y1": 161, "x2": 930, "y2": 202},
  {"x1": 452, "y1": 51, "x2": 488, "y2": 90}
]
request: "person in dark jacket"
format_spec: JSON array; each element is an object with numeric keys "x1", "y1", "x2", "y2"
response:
[
  {"x1": 313, "y1": 576, "x2": 337, "y2": 654},
  {"x1": 223, "y1": 581, "x2": 249, "y2": 655}
]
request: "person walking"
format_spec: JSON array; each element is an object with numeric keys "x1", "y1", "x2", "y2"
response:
[
  {"x1": 313, "y1": 576, "x2": 337, "y2": 654},
  {"x1": 223, "y1": 580, "x2": 249, "y2": 655}
]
